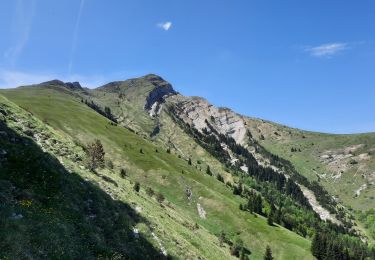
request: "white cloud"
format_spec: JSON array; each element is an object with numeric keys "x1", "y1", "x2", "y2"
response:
[
  {"x1": 157, "y1": 21, "x2": 172, "y2": 31},
  {"x1": 305, "y1": 43, "x2": 348, "y2": 58},
  {"x1": 4, "y1": 0, "x2": 36, "y2": 66}
]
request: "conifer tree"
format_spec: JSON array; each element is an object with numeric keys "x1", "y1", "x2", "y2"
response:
[
  {"x1": 206, "y1": 165, "x2": 212, "y2": 175},
  {"x1": 267, "y1": 212, "x2": 273, "y2": 226},
  {"x1": 264, "y1": 245, "x2": 273, "y2": 260},
  {"x1": 86, "y1": 139, "x2": 105, "y2": 170}
]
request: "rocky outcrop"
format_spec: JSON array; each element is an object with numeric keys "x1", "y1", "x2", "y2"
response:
[
  {"x1": 64, "y1": 81, "x2": 83, "y2": 90},
  {"x1": 144, "y1": 83, "x2": 176, "y2": 111},
  {"x1": 168, "y1": 96, "x2": 247, "y2": 144},
  {"x1": 143, "y1": 75, "x2": 177, "y2": 119},
  {"x1": 38, "y1": 80, "x2": 83, "y2": 90}
]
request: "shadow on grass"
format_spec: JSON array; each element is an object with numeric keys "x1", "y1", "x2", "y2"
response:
[{"x1": 0, "y1": 120, "x2": 166, "y2": 259}]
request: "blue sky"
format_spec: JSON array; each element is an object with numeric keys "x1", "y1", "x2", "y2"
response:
[{"x1": 0, "y1": 0, "x2": 374, "y2": 134}]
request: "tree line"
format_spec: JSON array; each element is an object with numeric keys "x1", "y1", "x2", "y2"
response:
[{"x1": 81, "y1": 99, "x2": 117, "y2": 123}]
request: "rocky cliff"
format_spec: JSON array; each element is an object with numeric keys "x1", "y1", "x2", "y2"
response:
[{"x1": 167, "y1": 95, "x2": 247, "y2": 145}]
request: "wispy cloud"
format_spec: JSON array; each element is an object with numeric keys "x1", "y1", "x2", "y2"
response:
[
  {"x1": 157, "y1": 21, "x2": 172, "y2": 31},
  {"x1": 4, "y1": 0, "x2": 36, "y2": 66},
  {"x1": 305, "y1": 43, "x2": 348, "y2": 58},
  {"x1": 68, "y1": 0, "x2": 85, "y2": 75}
]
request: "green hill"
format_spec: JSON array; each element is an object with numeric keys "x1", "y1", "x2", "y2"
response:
[
  {"x1": 0, "y1": 84, "x2": 312, "y2": 259},
  {"x1": 1, "y1": 75, "x2": 374, "y2": 259}
]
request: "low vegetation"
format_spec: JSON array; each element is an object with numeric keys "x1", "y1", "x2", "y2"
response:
[{"x1": 1, "y1": 75, "x2": 374, "y2": 259}]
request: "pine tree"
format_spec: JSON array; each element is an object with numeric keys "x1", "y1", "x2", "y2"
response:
[
  {"x1": 238, "y1": 183, "x2": 243, "y2": 195},
  {"x1": 104, "y1": 106, "x2": 111, "y2": 116},
  {"x1": 247, "y1": 197, "x2": 254, "y2": 213},
  {"x1": 311, "y1": 232, "x2": 324, "y2": 260},
  {"x1": 86, "y1": 139, "x2": 105, "y2": 170},
  {"x1": 267, "y1": 212, "x2": 273, "y2": 226},
  {"x1": 254, "y1": 194, "x2": 263, "y2": 214},
  {"x1": 264, "y1": 245, "x2": 273, "y2": 260},
  {"x1": 188, "y1": 158, "x2": 192, "y2": 165}
]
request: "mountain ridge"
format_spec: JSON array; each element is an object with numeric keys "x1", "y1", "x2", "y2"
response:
[{"x1": 1, "y1": 74, "x2": 374, "y2": 259}]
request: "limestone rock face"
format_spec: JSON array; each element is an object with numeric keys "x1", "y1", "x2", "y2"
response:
[
  {"x1": 145, "y1": 84, "x2": 176, "y2": 111},
  {"x1": 144, "y1": 75, "x2": 177, "y2": 111},
  {"x1": 168, "y1": 95, "x2": 247, "y2": 145}
]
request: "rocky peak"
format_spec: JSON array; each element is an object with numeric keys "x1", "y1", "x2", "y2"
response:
[
  {"x1": 38, "y1": 80, "x2": 83, "y2": 91},
  {"x1": 64, "y1": 81, "x2": 83, "y2": 90},
  {"x1": 145, "y1": 84, "x2": 176, "y2": 110},
  {"x1": 141, "y1": 74, "x2": 177, "y2": 113}
]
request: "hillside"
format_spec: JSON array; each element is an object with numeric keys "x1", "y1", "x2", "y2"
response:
[
  {"x1": 243, "y1": 118, "x2": 375, "y2": 209},
  {"x1": 0, "y1": 84, "x2": 312, "y2": 259},
  {"x1": 81, "y1": 74, "x2": 375, "y2": 241},
  {"x1": 0, "y1": 74, "x2": 374, "y2": 259}
]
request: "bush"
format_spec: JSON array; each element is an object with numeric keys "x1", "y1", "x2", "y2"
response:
[
  {"x1": 230, "y1": 238, "x2": 244, "y2": 257},
  {"x1": 217, "y1": 174, "x2": 224, "y2": 182},
  {"x1": 218, "y1": 231, "x2": 227, "y2": 246},
  {"x1": 106, "y1": 160, "x2": 114, "y2": 169},
  {"x1": 120, "y1": 168, "x2": 126, "y2": 178},
  {"x1": 206, "y1": 165, "x2": 212, "y2": 176},
  {"x1": 146, "y1": 187, "x2": 154, "y2": 197},
  {"x1": 156, "y1": 192, "x2": 165, "y2": 203},
  {"x1": 133, "y1": 182, "x2": 140, "y2": 192}
]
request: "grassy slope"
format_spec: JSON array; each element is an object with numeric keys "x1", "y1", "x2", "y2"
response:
[
  {"x1": 0, "y1": 95, "x2": 164, "y2": 259},
  {"x1": 243, "y1": 117, "x2": 375, "y2": 242},
  {"x1": 1, "y1": 86, "x2": 312, "y2": 259},
  {"x1": 243, "y1": 117, "x2": 375, "y2": 210}
]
